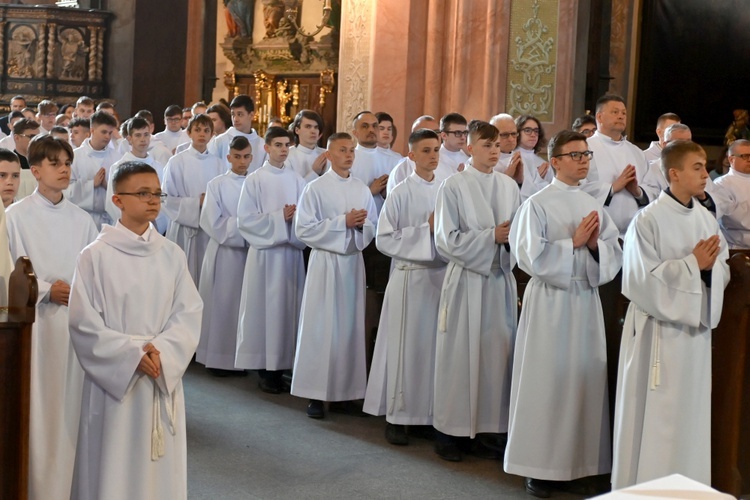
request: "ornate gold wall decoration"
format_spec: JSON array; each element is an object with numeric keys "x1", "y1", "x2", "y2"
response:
[
  {"x1": 336, "y1": 0, "x2": 372, "y2": 131},
  {"x1": 8, "y1": 25, "x2": 37, "y2": 79},
  {"x1": 505, "y1": 0, "x2": 558, "y2": 121}
]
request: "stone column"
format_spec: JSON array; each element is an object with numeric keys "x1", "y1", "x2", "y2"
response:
[{"x1": 335, "y1": 0, "x2": 375, "y2": 132}]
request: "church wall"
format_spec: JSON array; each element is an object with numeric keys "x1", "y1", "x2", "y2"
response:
[{"x1": 333, "y1": 0, "x2": 585, "y2": 155}]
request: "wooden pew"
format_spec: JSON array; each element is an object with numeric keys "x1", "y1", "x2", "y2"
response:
[
  {"x1": 712, "y1": 250, "x2": 750, "y2": 496},
  {"x1": 0, "y1": 257, "x2": 38, "y2": 500}
]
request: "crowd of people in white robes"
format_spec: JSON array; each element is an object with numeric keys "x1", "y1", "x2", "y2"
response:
[{"x1": 2, "y1": 90, "x2": 745, "y2": 499}]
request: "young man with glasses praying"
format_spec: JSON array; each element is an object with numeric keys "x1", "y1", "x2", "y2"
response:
[
  {"x1": 506, "y1": 130, "x2": 621, "y2": 498},
  {"x1": 153, "y1": 104, "x2": 190, "y2": 154},
  {"x1": 10, "y1": 117, "x2": 40, "y2": 169},
  {"x1": 69, "y1": 160, "x2": 202, "y2": 500},
  {"x1": 515, "y1": 114, "x2": 553, "y2": 200},
  {"x1": 438, "y1": 112, "x2": 469, "y2": 173}
]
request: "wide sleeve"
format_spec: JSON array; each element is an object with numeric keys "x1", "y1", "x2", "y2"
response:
[
  {"x1": 510, "y1": 199, "x2": 574, "y2": 289},
  {"x1": 294, "y1": 184, "x2": 351, "y2": 254},
  {"x1": 585, "y1": 208, "x2": 623, "y2": 287},
  {"x1": 6, "y1": 212, "x2": 53, "y2": 304},
  {"x1": 104, "y1": 170, "x2": 120, "y2": 225},
  {"x1": 161, "y1": 158, "x2": 201, "y2": 228},
  {"x1": 434, "y1": 180, "x2": 497, "y2": 276},
  {"x1": 640, "y1": 162, "x2": 666, "y2": 202},
  {"x1": 64, "y1": 158, "x2": 95, "y2": 211},
  {"x1": 68, "y1": 250, "x2": 147, "y2": 401},
  {"x1": 149, "y1": 252, "x2": 203, "y2": 395},
  {"x1": 386, "y1": 160, "x2": 409, "y2": 194},
  {"x1": 622, "y1": 213, "x2": 713, "y2": 328},
  {"x1": 200, "y1": 179, "x2": 246, "y2": 248},
  {"x1": 357, "y1": 187, "x2": 378, "y2": 251},
  {"x1": 237, "y1": 175, "x2": 290, "y2": 249},
  {"x1": 376, "y1": 188, "x2": 435, "y2": 262}
]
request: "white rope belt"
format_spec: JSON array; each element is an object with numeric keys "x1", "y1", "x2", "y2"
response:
[{"x1": 131, "y1": 335, "x2": 176, "y2": 461}]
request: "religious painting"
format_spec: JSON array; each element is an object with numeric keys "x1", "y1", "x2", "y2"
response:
[{"x1": 7, "y1": 25, "x2": 37, "y2": 79}]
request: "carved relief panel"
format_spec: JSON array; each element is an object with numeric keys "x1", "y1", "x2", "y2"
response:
[{"x1": 0, "y1": 5, "x2": 110, "y2": 105}]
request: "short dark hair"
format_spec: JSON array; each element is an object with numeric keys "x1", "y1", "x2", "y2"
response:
[
  {"x1": 515, "y1": 114, "x2": 546, "y2": 154},
  {"x1": 265, "y1": 126, "x2": 292, "y2": 145},
  {"x1": 76, "y1": 96, "x2": 94, "y2": 108},
  {"x1": 187, "y1": 114, "x2": 213, "y2": 133},
  {"x1": 13, "y1": 118, "x2": 39, "y2": 135},
  {"x1": 207, "y1": 104, "x2": 232, "y2": 130},
  {"x1": 90, "y1": 110, "x2": 118, "y2": 128},
  {"x1": 375, "y1": 112, "x2": 394, "y2": 124},
  {"x1": 440, "y1": 112, "x2": 467, "y2": 131},
  {"x1": 0, "y1": 148, "x2": 20, "y2": 164},
  {"x1": 572, "y1": 114, "x2": 596, "y2": 131},
  {"x1": 10, "y1": 95, "x2": 25, "y2": 104},
  {"x1": 134, "y1": 109, "x2": 154, "y2": 124},
  {"x1": 548, "y1": 130, "x2": 588, "y2": 158},
  {"x1": 120, "y1": 119, "x2": 130, "y2": 137},
  {"x1": 327, "y1": 132, "x2": 353, "y2": 148},
  {"x1": 164, "y1": 104, "x2": 182, "y2": 118},
  {"x1": 229, "y1": 94, "x2": 255, "y2": 113},
  {"x1": 127, "y1": 117, "x2": 150, "y2": 135},
  {"x1": 112, "y1": 161, "x2": 158, "y2": 192},
  {"x1": 9, "y1": 111, "x2": 24, "y2": 121},
  {"x1": 50, "y1": 126, "x2": 68, "y2": 135},
  {"x1": 595, "y1": 94, "x2": 626, "y2": 114},
  {"x1": 661, "y1": 140, "x2": 706, "y2": 182},
  {"x1": 229, "y1": 136, "x2": 251, "y2": 152},
  {"x1": 468, "y1": 120, "x2": 499, "y2": 144},
  {"x1": 28, "y1": 134, "x2": 74, "y2": 167},
  {"x1": 68, "y1": 117, "x2": 90, "y2": 130},
  {"x1": 408, "y1": 129, "x2": 440, "y2": 148}
]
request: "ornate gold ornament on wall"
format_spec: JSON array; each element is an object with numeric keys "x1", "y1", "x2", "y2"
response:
[
  {"x1": 222, "y1": 0, "x2": 340, "y2": 74},
  {"x1": 319, "y1": 68, "x2": 334, "y2": 108},
  {"x1": 506, "y1": 0, "x2": 558, "y2": 121}
]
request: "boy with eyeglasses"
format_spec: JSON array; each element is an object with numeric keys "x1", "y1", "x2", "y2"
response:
[
  {"x1": 6, "y1": 135, "x2": 98, "y2": 499},
  {"x1": 195, "y1": 136, "x2": 253, "y2": 377},
  {"x1": 506, "y1": 130, "x2": 621, "y2": 498},
  {"x1": 69, "y1": 161, "x2": 202, "y2": 500},
  {"x1": 106, "y1": 117, "x2": 169, "y2": 234},
  {"x1": 66, "y1": 110, "x2": 123, "y2": 229},
  {"x1": 11, "y1": 117, "x2": 40, "y2": 170},
  {"x1": 438, "y1": 112, "x2": 469, "y2": 173},
  {"x1": 153, "y1": 104, "x2": 189, "y2": 154},
  {"x1": 162, "y1": 114, "x2": 225, "y2": 285}
]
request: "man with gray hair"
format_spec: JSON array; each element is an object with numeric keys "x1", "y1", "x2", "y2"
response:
[
  {"x1": 642, "y1": 123, "x2": 731, "y2": 218},
  {"x1": 489, "y1": 113, "x2": 524, "y2": 188},
  {"x1": 715, "y1": 139, "x2": 750, "y2": 248}
]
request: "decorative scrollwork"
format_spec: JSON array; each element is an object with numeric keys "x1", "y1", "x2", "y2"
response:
[
  {"x1": 507, "y1": 0, "x2": 557, "y2": 120},
  {"x1": 46, "y1": 23, "x2": 56, "y2": 78}
]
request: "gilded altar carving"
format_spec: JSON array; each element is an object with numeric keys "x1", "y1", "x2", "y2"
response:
[
  {"x1": 506, "y1": 0, "x2": 558, "y2": 121},
  {"x1": 8, "y1": 25, "x2": 38, "y2": 79},
  {"x1": 59, "y1": 27, "x2": 87, "y2": 81}
]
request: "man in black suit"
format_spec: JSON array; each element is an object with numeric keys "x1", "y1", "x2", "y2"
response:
[{"x1": 0, "y1": 96, "x2": 26, "y2": 135}]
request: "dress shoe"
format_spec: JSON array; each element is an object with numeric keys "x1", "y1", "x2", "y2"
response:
[
  {"x1": 434, "y1": 442, "x2": 463, "y2": 462},
  {"x1": 524, "y1": 478, "x2": 552, "y2": 498},
  {"x1": 329, "y1": 400, "x2": 368, "y2": 417},
  {"x1": 467, "y1": 439, "x2": 502, "y2": 460},
  {"x1": 477, "y1": 432, "x2": 507, "y2": 453},
  {"x1": 258, "y1": 377, "x2": 282, "y2": 394},
  {"x1": 306, "y1": 399, "x2": 325, "y2": 419},
  {"x1": 408, "y1": 425, "x2": 435, "y2": 441},
  {"x1": 385, "y1": 423, "x2": 409, "y2": 445},
  {"x1": 207, "y1": 368, "x2": 232, "y2": 377}
]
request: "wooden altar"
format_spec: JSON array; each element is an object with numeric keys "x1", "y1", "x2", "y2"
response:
[{"x1": 0, "y1": 257, "x2": 38, "y2": 500}]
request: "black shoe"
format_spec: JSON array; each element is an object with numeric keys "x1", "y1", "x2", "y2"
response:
[
  {"x1": 467, "y1": 439, "x2": 502, "y2": 460},
  {"x1": 329, "y1": 401, "x2": 368, "y2": 417},
  {"x1": 385, "y1": 423, "x2": 409, "y2": 446},
  {"x1": 306, "y1": 399, "x2": 324, "y2": 419},
  {"x1": 524, "y1": 478, "x2": 552, "y2": 498},
  {"x1": 231, "y1": 369, "x2": 248, "y2": 377},
  {"x1": 434, "y1": 442, "x2": 463, "y2": 462},
  {"x1": 476, "y1": 433, "x2": 507, "y2": 453},
  {"x1": 408, "y1": 425, "x2": 435, "y2": 441},
  {"x1": 258, "y1": 377, "x2": 282, "y2": 394},
  {"x1": 207, "y1": 368, "x2": 232, "y2": 377}
]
